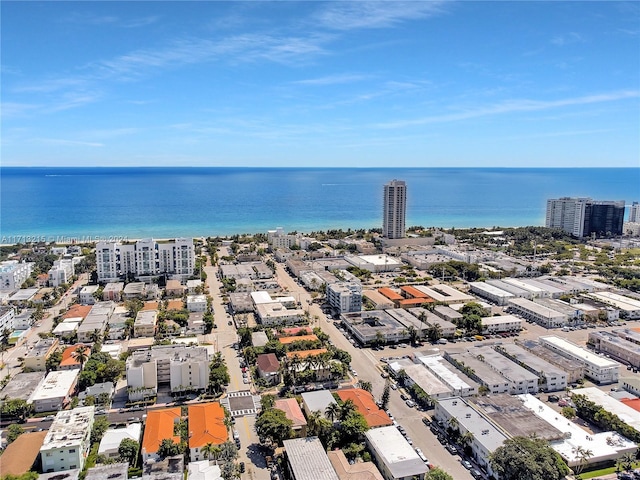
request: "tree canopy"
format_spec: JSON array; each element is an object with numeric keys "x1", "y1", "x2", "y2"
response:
[{"x1": 489, "y1": 436, "x2": 570, "y2": 480}]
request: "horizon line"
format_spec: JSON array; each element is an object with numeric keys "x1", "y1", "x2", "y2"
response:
[{"x1": 1, "y1": 165, "x2": 638, "y2": 169}]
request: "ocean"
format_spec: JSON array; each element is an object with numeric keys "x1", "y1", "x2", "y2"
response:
[{"x1": 1, "y1": 167, "x2": 638, "y2": 242}]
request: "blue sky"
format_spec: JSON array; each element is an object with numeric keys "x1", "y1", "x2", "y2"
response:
[{"x1": 2, "y1": 1, "x2": 639, "y2": 167}]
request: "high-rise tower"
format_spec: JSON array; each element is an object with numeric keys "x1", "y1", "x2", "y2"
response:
[
  {"x1": 629, "y1": 202, "x2": 640, "y2": 223},
  {"x1": 383, "y1": 179, "x2": 406, "y2": 239},
  {"x1": 546, "y1": 197, "x2": 625, "y2": 237}
]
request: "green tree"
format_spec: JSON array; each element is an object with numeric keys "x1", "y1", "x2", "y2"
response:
[
  {"x1": 339, "y1": 409, "x2": 369, "y2": 444},
  {"x1": 359, "y1": 380, "x2": 372, "y2": 393},
  {"x1": 72, "y1": 345, "x2": 90, "y2": 370},
  {"x1": 118, "y1": 438, "x2": 139, "y2": 466},
  {"x1": 1, "y1": 398, "x2": 33, "y2": 421},
  {"x1": 255, "y1": 408, "x2": 294, "y2": 446},
  {"x1": 425, "y1": 468, "x2": 454, "y2": 480},
  {"x1": 6, "y1": 424, "x2": 24, "y2": 444},
  {"x1": 91, "y1": 415, "x2": 110, "y2": 444},
  {"x1": 157, "y1": 438, "x2": 184, "y2": 459},
  {"x1": 201, "y1": 442, "x2": 222, "y2": 463},
  {"x1": 489, "y1": 436, "x2": 570, "y2": 480},
  {"x1": 380, "y1": 381, "x2": 391, "y2": 410},
  {"x1": 208, "y1": 352, "x2": 230, "y2": 394}
]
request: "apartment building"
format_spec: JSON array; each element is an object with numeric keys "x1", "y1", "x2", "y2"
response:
[
  {"x1": 29, "y1": 369, "x2": 79, "y2": 413},
  {"x1": 546, "y1": 197, "x2": 625, "y2": 238},
  {"x1": 588, "y1": 330, "x2": 640, "y2": 369},
  {"x1": 0, "y1": 261, "x2": 33, "y2": 290},
  {"x1": 126, "y1": 345, "x2": 210, "y2": 400},
  {"x1": 0, "y1": 307, "x2": 16, "y2": 336},
  {"x1": 133, "y1": 310, "x2": 158, "y2": 338},
  {"x1": 382, "y1": 180, "x2": 406, "y2": 239},
  {"x1": 326, "y1": 282, "x2": 362, "y2": 314},
  {"x1": 79, "y1": 285, "x2": 100, "y2": 305},
  {"x1": 24, "y1": 338, "x2": 60, "y2": 372},
  {"x1": 141, "y1": 408, "x2": 181, "y2": 462},
  {"x1": 48, "y1": 259, "x2": 75, "y2": 288},
  {"x1": 188, "y1": 403, "x2": 228, "y2": 462},
  {"x1": 40, "y1": 407, "x2": 94, "y2": 472},
  {"x1": 96, "y1": 238, "x2": 195, "y2": 283}
]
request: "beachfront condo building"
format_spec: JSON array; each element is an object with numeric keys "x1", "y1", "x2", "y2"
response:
[
  {"x1": 0, "y1": 260, "x2": 33, "y2": 290},
  {"x1": 383, "y1": 179, "x2": 406, "y2": 239},
  {"x1": 545, "y1": 197, "x2": 625, "y2": 238},
  {"x1": 629, "y1": 202, "x2": 640, "y2": 223},
  {"x1": 96, "y1": 238, "x2": 195, "y2": 283}
]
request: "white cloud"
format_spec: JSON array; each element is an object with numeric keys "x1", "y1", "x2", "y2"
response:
[
  {"x1": 32, "y1": 138, "x2": 104, "y2": 147},
  {"x1": 292, "y1": 73, "x2": 371, "y2": 86},
  {"x1": 315, "y1": 1, "x2": 447, "y2": 30},
  {"x1": 551, "y1": 32, "x2": 585, "y2": 46},
  {"x1": 375, "y1": 90, "x2": 640, "y2": 128}
]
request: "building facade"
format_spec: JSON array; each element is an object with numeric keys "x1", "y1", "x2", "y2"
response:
[
  {"x1": 383, "y1": 180, "x2": 406, "y2": 239},
  {"x1": 40, "y1": 407, "x2": 94, "y2": 473},
  {"x1": 96, "y1": 238, "x2": 195, "y2": 283},
  {"x1": 546, "y1": 197, "x2": 625, "y2": 238},
  {"x1": 326, "y1": 282, "x2": 362, "y2": 314},
  {"x1": 0, "y1": 261, "x2": 33, "y2": 290}
]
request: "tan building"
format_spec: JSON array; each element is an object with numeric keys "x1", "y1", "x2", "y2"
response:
[{"x1": 24, "y1": 338, "x2": 59, "y2": 372}]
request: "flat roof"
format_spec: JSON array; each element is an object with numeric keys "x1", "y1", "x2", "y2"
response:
[
  {"x1": 357, "y1": 255, "x2": 402, "y2": 267},
  {"x1": 365, "y1": 426, "x2": 428, "y2": 478},
  {"x1": 569, "y1": 387, "x2": 640, "y2": 431},
  {"x1": 401, "y1": 363, "x2": 452, "y2": 397},
  {"x1": 301, "y1": 390, "x2": 336, "y2": 414},
  {"x1": 86, "y1": 463, "x2": 129, "y2": 480},
  {"x1": 0, "y1": 371, "x2": 46, "y2": 401},
  {"x1": 417, "y1": 354, "x2": 478, "y2": 391},
  {"x1": 99, "y1": 423, "x2": 142, "y2": 455},
  {"x1": 30, "y1": 369, "x2": 79, "y2": 402},
  {"x1": 540, "y1": 336, "x2": 620, "y2": 369},
  {"x1": 283, "y1": 437, "x2": 339, "y2": 480},
  {"x1": 43, "y1": 406, "x2": 94, "y2": 450}
]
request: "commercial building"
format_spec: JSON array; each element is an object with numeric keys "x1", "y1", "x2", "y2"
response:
[
  {"x1": 141, "y1": 407, "x2": 182, "y2": 462},
  {"x1": 40, "y1": 406, "x2": 95, "y2": 472},
  {"x1": 519, "y1": 393, "x2": 637, "y2": 468},
  {"x1": 434, "y1": 398, "x2": 508, "y2": 478},
  {"x1": 539, "y1": 336, "x2": 619, "y2": 384},
  {"x1": 326, "y1": 282, "x2": 362, "y2": 314},
  {"x1": 96, "y1": 238, "x2": 195, "y2": 283},
  {"x1": 494, "y1": 343, "x2": 567, "y2": 392},
  {"x1": 98, "y1": 423, "x2": 142, "y2": 459},
  {"x1": 412, "y1": 284, "x2": 474, "y2": 305},
  {"x1": 588, "y1": 330, "x2": 640, "y2": 369},
  {"x1": 471, "y1": 346, "x2": 539, "y2": 394},
  {"x1": 188, "y1": 402, "x2": 228, "y2": 462},
  {"x1": 365, "y1": 426, "x2": 428, "y2": 480},
  {"x1": 283, "y1": 437, "x2": 339, "y2": 480},
  {"x1": 546, "y1": 197, "x2": 625, "y2": 238},
  {"x1": 480, "y1": 314, "x2": 522, "y2": 334},
  {"x1": 126, "y1": 345, "x2": 210, "y2": 400},
  {"x1": 507, "y1": 297, "x2": 567, "y2": 328},
  {"x1": 29, "y1": 369, "x2": 79, "y2": 413},
  {"x1": 0, "y1": 260, "x2": 33, "y2": 290}
]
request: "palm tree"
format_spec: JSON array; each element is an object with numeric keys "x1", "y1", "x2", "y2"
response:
[
  {"x1": 460, "y1": 431, "x2": 475, "y2": 450},
  {"x1": 72, "y1": 345, "x2": 90, "y2": 370},
  {"x1": 339, "y1": 399, "x2": 357, "y2": 421},
  {"x1": 325, "y1": 402, "x2": 341, "y2": 422},
  {"x1": 202, "y1": 443, "x2": 222, "y2": 463},
  {"x1": 571, "y1": 445, "x2": 592, "y2": 476}
]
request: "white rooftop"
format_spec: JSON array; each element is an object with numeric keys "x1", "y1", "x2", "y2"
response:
[
  {"x1": 540, "y1": 336, "x2": 620, "y2": 369},
  {"x1": 418, "y1": 354, "x2": 475, "y2": 391},
  {"x1": 357, "y1": 255, "x2": 403, "y2": 267},
  {"x1": 365, "y1": 426, "x2": 428, "y2": 478},
  {"x1": 29, "y1": 369, "x2": 80, "y2": 402},
  {"x1": 519, "y1": 394, "x2": 637, "y2": 466},
  {"x1": 42, "y1": 406, "x2": 95, "y2": 450},
  {"x1": 188, "y1": 460, "x2": 222, "y2": 480},
  {"x1": 98, "y1": 423, "x2": 142, "y2": 455},
  {"x1": 569, "y1": 387, "x2": 640, "y2": 432},
  {"x1": 283, "y1": 437, "x2": 339, "y2": 480}
]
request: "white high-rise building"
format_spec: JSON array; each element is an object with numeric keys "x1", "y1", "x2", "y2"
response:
[
  {"x1": 629, "y1": 202, "x2": 640, "y2": 223},
  {"x1": 383, "y1": 180, "x2": 406, "y2": 239},
  {"x1": 546, "y1": 197, "x2": 625, "y2": 238},
  {"x1": 96, "y1": 238, "x2": 195, "y2": 283}
]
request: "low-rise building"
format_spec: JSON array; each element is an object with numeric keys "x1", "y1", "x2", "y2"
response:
[
  {"x1": 126, "y1": 345, "x2": 210, "y2": 400},
  {"x1": 327, "y1": 450, "x2": 384, "y2": 480},
  {"x1": 481, "y1": 314, "x2": 522, "y2": 334},
  {"x1": 507, "y1": 297, "x2": 567, "y2": 328},
  {"x1": 0, "y1": 260, "x2": 33, "y2": 290},
  {"x1": 516, "y1": 339, "x2": 585, "y2": 384},
  {"x1": 24, "y1": 337, "x2": 59, "y2": 372},
  {"x1": 102, "y1": 282, "x2": 124, "y2": 302},
  {"x1": 469, "y1": 282, "x2": 515, "y2": 306},
  {"x1": 188, "y1": 461, "x2": 222, "y2": 480},
  {"x1": 79, "y1": 285, "x2": 100, "y2": 305},
  {"x1": 141, "y1": 407, "x2": 182, "y2": 462},
  {"x1": 256, "y1": 353, "x2": 281, "y2": 385},
  {"x1": 326, "y1": 282, "x2": 362, "y2": 314},
  {"x1": 283, "y1": 437, "x2": 339, "y2": 480},
  {"x1": 342, "y1": 310, "x2": 411, "y2": 346},
  {"x1": 86, "y1": 463, "x2": 129, "y2": 480},
  {"x1": 0, "y1": 371, "x2": 46, "y2": 404},
  {"x1": 434, "y1": 398, "x2": 507, "y2": 478},
  {"x1": 445, "y1": 351, "x2": 510, "y2": 394},
  {"x1": 417, "y1": 354, "x2": 479, "y2": 397},
  {"x1": 40, "y1": 406, "x2": 95, "y2": 472},
  {"x1": 134, "y1": 310, "x2": 158, "y2": 338},
  {"x1": 365, "y1": 426, "x2": 428, "y2": 480},
  {"x1": 256, "y1": 302, "x2": 305, "y2": 327},
  {"x1": 301, "y1": 390, "x2": 337, "y2": 419},
  {"x1": 165, "y1": 280, "x2": 186, "y2": 297},
  {"x1": 59, "y1": 344, "x2": 92, "y2": 370},
  {"x1": 389, "y1": 361, "x2": 453, "y2": 399},
  {"x1": 540, "y1": 336, "x2": 619, "y2": 384},
  {"x1": 494, "y1": 343, "x2": 567, "y2": 392},
  {"x1": 569, "y1": 386, "x2": 640, "y2": 432},
  {"x1": 187, "y1": 295, "x2": 207, "y2": 312},
  {"x1": 275, "y1": 398, "x2": 308, "y2": 437},
  {"x1": 336, "y1": 388, "x2": 392, "y2": 428},
  {"x1": 188, "y1": 402, "x2": 228, "y2": 462},
  {"x1": 472, "y1": 346, "x2": 539, "y2": 394},
  {"x1": 0, "y1": 430, "x2": 47, "y2": 476},
  {"x1": 588, "y1": 330, "x2": 640, "y2": 369},
  {"x1": 29, "y1": 369, "x2": 79, "y2": 413},
  {"x1": 98, "y1": 423, "x2": 142, "y2": 459}
]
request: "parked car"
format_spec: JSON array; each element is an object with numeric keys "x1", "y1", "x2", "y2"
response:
[
  {"x1": 421, "y1": 417, "x2": 431, "y2": 426},
  {"x1": 470, "y1": 468, "x2": 483, "y2": 479},
  {"x1": 400, "y1": 393, "x2": 408, "y2": 401},
  {"x1": 405, "y1": 400, "x2": 416, "y2": 408},
  {"x1": 462, "y1": 460, "x2": 473, "y2": 470}
]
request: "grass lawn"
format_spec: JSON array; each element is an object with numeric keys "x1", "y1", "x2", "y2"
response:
[{"x1": 579, "y1": 461, "x2": 640, "y2": 479}]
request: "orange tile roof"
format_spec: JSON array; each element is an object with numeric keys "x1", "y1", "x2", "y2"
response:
[
  {"x1": 633, "y1": 327, "x2": 640, "y2": 333},
  {"x1": 621, "y1": 398, "x2": 640, "y2": 412},
  {"x1": 0, "y1": 431, "x2": 47, "y2": 476},
  {"x1": 277, "y1": 327, "x2": 312, "y2": 337},
  {"x1": 378, "y1": 288, "x2": 403, "y2": 301},
  {"x1": 142, "y1": 407, "x2": 182, "y2": 455},
  {"x1": 337, "y1": 388, "x2": 392, "y2": 428},
  {"x1": 279, "y1": 334, "x2": 319, "y2": 344},
  {"x1": 399, "y1": 298, "x2": 431, "y2": 307},
  {"x1": 60, "y1": 344, "x2": 91, "y2": 368},
  {"x1": 166, "y1": 299, "x2": 184, "y2": 311},
  {"x1": 188, "y1": 402, "x2": 228, "y2": 449},
  {"x1": 142, "y1": 301, "x2": 159, "y2": 311},
  {"x1": 286, "y1": 348, "x2": 328, "y2": 359},
  {"x1": 274, "y1": 398, "x2": 307, "y2": 427},
  {"x1": 63, "y1": 305, "x2": 92, "y2": 320},
  {"x1": 400, "y1": 286, "x2": 428, "y2": 299}
]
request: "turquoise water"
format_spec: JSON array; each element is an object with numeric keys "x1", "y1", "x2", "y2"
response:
[{"x1": 1, "y1": 167, "x2": 638, "y2": 241}]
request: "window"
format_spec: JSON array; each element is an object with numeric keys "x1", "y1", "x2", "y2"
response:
[{"x1": 69, "y1": 449, "x2": 76, "y2": 453}]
